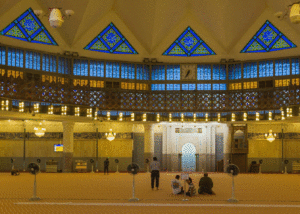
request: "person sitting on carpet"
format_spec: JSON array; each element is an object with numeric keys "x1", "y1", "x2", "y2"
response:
[
  {"x1": 11, "y1": 169, "x2": 20, "y2": 176},
  {"x1": 171, "y1": 175, "x2": 184, "y2": 195},
  {"x1": 198, "y1": 173, "x2": 214, "y2": 195},
  {"x1": 185, "y1": 177, "x2": 196, "y2": 197}
]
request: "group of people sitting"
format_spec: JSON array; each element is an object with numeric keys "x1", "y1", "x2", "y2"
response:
[{"x1": 171, "y1": 173, "x2": 214, "y2": 196}]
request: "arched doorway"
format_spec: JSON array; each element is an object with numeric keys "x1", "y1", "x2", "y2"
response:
[{"x1": 181, "y1": 143, "x2": 196, "y2": 172}]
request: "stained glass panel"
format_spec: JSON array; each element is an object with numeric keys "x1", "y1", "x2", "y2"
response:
[
  {"x1": 243, "y1": 62, "x2": 257, "y2": 79},
  {"x1": 0, "y1": 8, "x2": 57, "y2": 46},
  {"x1": 163, "y1": 27, "x2": 215, "y2": 56},
  {"x1": 197, "y1": 64, "x2": 211, "y2": 80},
  {"x1": 259, "y1": 60, "x2": 273, "y2": 77},
  {"x1": 166, "y1": 65, "x2": 180, "y2": 80},
  {"x1": 241, "y1": 20, "x2": 296, "y2": 53},
  {"x1": 90, "y1": 60, "x2": 104, "y2": 77},
  {"x1": 42, "y1": 54, "x2": 56, "y2": 73},
  {"x1": 84, "y1": 23, "x2": 138, "y2": 54},
  {"x1": 275, "y1": 59, "x2": 290, "y2": 76},
  {"x1": 0, "y1": 46, "x2": 5, "y2": 65},
  {"x1": 291, "y1": 58, "x2": 299, "y2": 75}
]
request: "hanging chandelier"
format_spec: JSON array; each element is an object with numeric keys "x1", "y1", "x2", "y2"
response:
[
  {"x1": 34, "y1": 8, "x2": 74, "y2": 28},
  {"x1": 265, "y1": 130, "x2": 276, "y2": 142},
  {"x1": 105, "y1": 129, "x2": 116, "y2": 141},
  {"x1": 34, "y1": 122, "x2": 46, "y2": 137}
]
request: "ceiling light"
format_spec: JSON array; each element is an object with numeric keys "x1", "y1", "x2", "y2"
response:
[
  {"x1": 106, "y1": 129, "x2": 116, "y2": 141},
  {"x1": 34, "y1": 8, "x2": 74, "y2": 28},
  {"x1": 265, "y1": 130, "x2": 276, "y2": 143},
  {"x1": 34, "y1": 122, "x2": 46, "y2": 137}
]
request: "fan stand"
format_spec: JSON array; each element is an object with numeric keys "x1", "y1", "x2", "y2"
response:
[
  {"x1": 129, "y1": 171, "x2": 139, "y2": 202},
  {"x1": 91, "y1": 164, "x2": 94, "y2": 173},
  {"x1": 30, "y1": 173, "x2": 41, "y2": 201},
  {"x1": 228, "y1": 170, "x2": 238, "y2": 202},
  {"x1": 146, "y1": 164, "x2": 150, "y2": 173},
  {"x1": 284, "y1": 166, "x2": 288, "y2": 174},
  {"x1": 115, "y1": 164, "x2": 120, "y2": 173}
]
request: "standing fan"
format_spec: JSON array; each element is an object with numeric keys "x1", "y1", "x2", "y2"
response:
[
  {"x1": 259, "y1": 159, "x2": 263, "y2": 174},
  {"x1": 37, "y1": 159, "x2": 41, "y2": 173},
  {"x1": 90, "y1": 159, "x2": 95, "y2": 173},
  {"x1": 115, "y1": 159, "x2": 120, "y2": 173},
  {"x1": 127, "y1": 163, "x2": 139, "y2": 202},
  {"x1": 226, "y1": 164, "x2": 239, "y2": 202},
  {"x1": 284, "y1": 160, "x2": 289, "y2": 174},
  {"x1": 28, "y1": 163, "x2": 41, "y2": 201}
]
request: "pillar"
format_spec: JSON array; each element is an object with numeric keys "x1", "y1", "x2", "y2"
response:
[
  {"x1": 62, "y1": 121, "x2": 75, "y2": 172},
  {"x1": 144, "y1": 124, "x2": 154, "y2": 161},
  {"x1": 223, "y1": 124, "x2": 232, "y2": 172}
]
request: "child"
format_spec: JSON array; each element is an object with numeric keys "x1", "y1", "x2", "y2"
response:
[{"x1": 186, "y1": 177, "x2": 196, "y2": 196}]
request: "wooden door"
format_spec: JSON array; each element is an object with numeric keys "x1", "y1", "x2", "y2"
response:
[{"x1": 231, "y1": 154, "x2": 247, "y2": 173}]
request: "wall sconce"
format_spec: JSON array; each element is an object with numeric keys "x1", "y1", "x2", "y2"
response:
[
  {"x1": 269, "y1": 111, "x2": 272, "y2": 120},
  {"x1": 243, "y1": 113, "x2": 247, "y2": 121},
  {"x1": 87, "y1": 108, "x2": 92, "y2": 117},
  {"x1": 48, "y1": 105, "x2": 53, "y2": 115},
  {"x1": 156, "y1": 113, "x2": 160, "y2": 122},
  {"x1": 105, "y1": 129, "x2": 116, "y2": 141},
  {"x1": 218, "y1": 113, "x2": 220, "y2": 122},
  {"x1": 19, "y1": 102, "x2": 24, "y2": 112},
  {"x1": 205, "y1": 113, "x2": 208, "y2": 122},
  {"x1": 181, "y1": 113, "x2": 184, "y2": 122},
  {"x1": 119, "y1": 112, "x2": 123, "y2": 121},
  {"x1": 34, "y1": 103, "x2": 39, "y2": 113},
  {"x1": 75, "y1": 107, "x2": 80, "y2": 116},
  {"x1": 231, "y1": 113, "x2": 235, "y2": 122},
  {"x1": 256, "y1": 112, "x2": 260, "y2": 121},
  {"x1": 169, "y1": 113, "x2": 172, "y2": 122},
  {"x1": 107, "y1": 111, "x2": 110, "y2": 121},
  {"x1": 193, "y1": 113, "x2": 196, "y2": 122},
  {"x1": 94, "y1": 110, "x2": 98, "y2": 120},
  {"x1": 143, "y1": 113, "x2": 147, "y2": 122},
  {"x1": 61, "y1": 106, "x2": 67, "y2": 115},
  {"x1": 131, "y1": 113, "x2": 135, "y2": 121},
  {"x1": 1, "y1": 100, "x2": 9, "y2": 111},
  {"x1": 281, "y1": 110, "x2": 285, "y2": 120}
]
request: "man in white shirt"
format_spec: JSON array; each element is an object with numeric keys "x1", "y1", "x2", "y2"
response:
[
  {"x1": 150, "y1": 157, "x2": 160, "y2": 190},
  {"x1": 171, "y1": 175, "x2": 184, "y2": 194}
]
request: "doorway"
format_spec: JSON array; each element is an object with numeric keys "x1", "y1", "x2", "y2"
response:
[{"x1": 181, "y1": 143, "x2": 196, "y2": 172}]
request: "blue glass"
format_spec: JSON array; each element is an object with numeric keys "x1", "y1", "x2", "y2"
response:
[
  {"x1": 275, "y1": 59, "x2": 290, "y2": 76},
  {"x1": 197, "y1": 84, "x2": 211, "y2": 90},
  {"x1": 182, "y1": 84, "x2": 195, "y2": 90},
  {"x1": 228, "y1": 64, "x2": 242, "y2": 80},
  {"x1": 90, "y1": 60, "x2": 104, "y2": 77},
  {"x1": 167, "y1": 84, "x2": 180, "y2": 90},
  {"x1": 241, "y1": 20, "x2": 296, "y2": 53},
  {"x1": 213, "y1": 65, "x2": 226, "y2": 80},
  {"x1": 25, "y1": 51, "x2": 40, "y2": 70},
  {"x1": 243, "y1": 62, "x2": 257, "y2": 79},
  {"x1": 106, "y1": 62, "x2": 119, "y2": 78},
  {"x1": 42, "y1": 54, "x2": 56, "y2": 72},
  {"x1": 152, "y1": 65, "x2": 165, "y2": 80},
  {"x1": 213, "y1": 84, "x2": 227, "y2": 90},
  {"x1": 7, "y1": 48, "x2": 23, "y2": 67},
  {"x1": 121, "y1": 63, "x2": 135, "y2": 79},
  {"x1": 0, "y1": 8, "x2": 57, "y2": 46},
  {"x1": 166, "y1": 65, "x2": 180, "y2": 80},
  {"x1": 163, "y1": 26, "x2": 215, "y2": 56},
  {"x1": 73, "y1": 59, "x2": 88, "y2": 76},
  {"x1": 58, "y1": 57, "x2": 71, "y2": 75},
  {"x1": 197, "y1": 64, "x2": 211, "y2": 80},
  {"x1": 196, "y1": 113, "x2": 205, "y2": 117},
  {"x1": 0, "y1": 46, "x2": 5, "y2": 65},
  {"x1": 151, "y1": 84, "x2": 165, "y2": 91},
  {"x1": 84, "y1": 23, "x2": 138, "y2": 54},
  {"x1": 259, "y1": 60, "x2": 273, "y2": 77},
  {"x1": 291, "y1": 58, "x2": 299, "y2": 75}
]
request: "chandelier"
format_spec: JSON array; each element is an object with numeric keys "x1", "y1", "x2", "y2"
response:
[
  {"x1": 105, "y1": 129, "x2": 116, "y2": 141},
  {"x1": 265, "y1": 130, "x2": 276, "y2": 142},
  {"x1": 34, "y1": 123, "x2": 46, "y2": 137},
  {"x1": 34, "y1": 8, "x2": 74, "y2": 28},
  {"x1": 275, "y1": 2, "x2": 300, "y2": 24}
]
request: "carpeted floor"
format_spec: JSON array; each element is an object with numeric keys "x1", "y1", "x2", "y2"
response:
[{"x1": 1, "y1": 172, "x2": 300, "y2": 213}]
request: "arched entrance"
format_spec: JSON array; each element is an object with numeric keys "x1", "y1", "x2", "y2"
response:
[{"x1": 181, "y1": 143, "x2": 196, "y2": 172}]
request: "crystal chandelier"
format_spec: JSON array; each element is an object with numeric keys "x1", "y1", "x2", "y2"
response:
[
  {"x1": 265, "y1": 130, "x2": 276, "y2": 142},
  {"x1": 105, "y1": 129, "x2": 116, "y2": 141},
  {"x1": 34, "y1": 122, "x2": 46, "y2": 137}
]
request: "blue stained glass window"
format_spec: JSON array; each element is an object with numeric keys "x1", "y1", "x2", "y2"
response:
[
  {"x1": 213, "y1": 65, "x2": 226, "y2": 80},
  {"x1": 196, "y1": 113, "x2": 205, "y2": 117},
  {"x1": 42, "y1": 54, "x2": 56, "y2": 72},
  {"x1": 241, "y1": 20, "x2": 296, "y2": 53},
  {"x1": 84, "y1": 22, "x2": 138, "y2": 54},
  {"x1": 25, "y1": 51, "x2": 40, "y2": 70},
  {"x1": 90, "y1": 60, "x2": 104, "y2": 77},
  {"x1": 0, "y1": 46, "x2": 5, "y2": 65},
  {"x1": 291, "y1": 58, "x2": 299, "y2": 75},
  {"x1": 7, "y1": 48, "x2": 23, "y2": 67},
  {"x1": 197, "y1": 84, "x2": 211, "y2": 90},
  {"x1": 275, "y1": 59, "x2": 290, "y2": 76},
  {"x1": 151, "y1": 84, "x2": 165, "y2": 91},
  {"x1": 243, "y1": 62, "x2": 257, "y2": 78},
  {"x1": 259, "y1": 60, "x2": 273, "y2": 77},
  {"x1": 136, "y1": 64, "x2": 150, "y2": 80},
  {"x1": 228, "y1": 64, "x2": 242, "y2": 80},
  {"x1": 121, "y1": 63, "x2": 135, "y2": 79},
  {"x1": 166, "y1": 65, "x2": 180, "y2": 80},
  {"x1": 152, "y1": 65, "x2": 165, "y2": 80},
  {"x1": 58, "y1": 57, "x2": 71, "y2": 75},
  {"x1": 163, "y1": 26, "x2": 215, "y2": 56},
  {"x1": 197, "y1": 64, "x2": 211, "y2": 80},
  {"x1": 0, "y1": 8, "x2": 57, "y2": 46},
  {"x1": 73, "y1": 59, "x2": 88, "y2": 76},
  {"x1": 213, "y1": 84, "x2": 227, "y2": 90},
  {"x1": 182, "y1": 84, "x2": 196, "y2": 90},
  {"x1": 167, "y1": 84, "x2": 180, "y2": 90},
  {"x1": 106, "y1": 62, "x2": 120, "y2": 78}
]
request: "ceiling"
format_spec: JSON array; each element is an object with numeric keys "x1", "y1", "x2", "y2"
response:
[{"x1": 0, "y1": 0, "x2": 299, "y2": 63}]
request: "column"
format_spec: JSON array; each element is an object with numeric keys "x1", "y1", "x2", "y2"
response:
[
  {"x1": 62, "y1": 121, "x2": 75, "y2": 172},
  {"x1": 223, "y1": 124, "x2": 232, "y2": 172},
  {"x1": 144, "y1": 124, "x2": 154, "y2": 162}
]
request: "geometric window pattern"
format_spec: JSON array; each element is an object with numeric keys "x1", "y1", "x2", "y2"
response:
[
  {"x1": 241, "y1": 20, "x2": 296, "y2": 53},
  {"x1": 163, "y1": 26, "x2": 215, "y2": 56},
  {"x1": 0, "y1": 8, "x2": 57, "y2": 46},
  {"x1": 84, "y1": 22, "x2": 138, "y2": 54}
]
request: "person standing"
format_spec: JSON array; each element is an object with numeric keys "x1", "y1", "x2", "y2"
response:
[
  {"x1": 150, "y1": 157, "x2": 160, "y2": 190},
  {"x1": 104, "y1": 158, "x2": 109, "y2": 175}
]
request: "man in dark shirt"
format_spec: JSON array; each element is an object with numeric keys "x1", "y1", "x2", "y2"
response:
[
  {"x1": 198, "y1": 173, "x2": 214, "y2": 194},
  {"x1": 104, "y1": 158, "x2": 109, "y2": 175}
]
